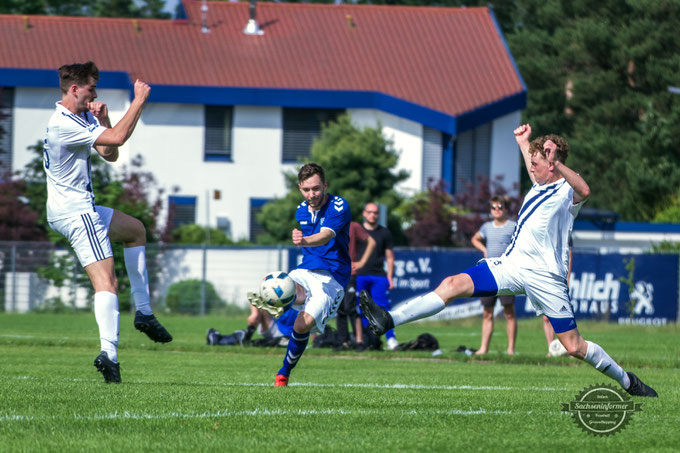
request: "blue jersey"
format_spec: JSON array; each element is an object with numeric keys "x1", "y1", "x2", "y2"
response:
[{"x1": 295, "y1": 194, "x2": 351, "y2": 287}]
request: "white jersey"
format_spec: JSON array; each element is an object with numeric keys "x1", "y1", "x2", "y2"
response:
[
  {"x1": 503, "y1": 178, "x2": 583, "y2": 277},
  {"x1": 44, "y1": 102, "x2": 107, "y2": 221}
]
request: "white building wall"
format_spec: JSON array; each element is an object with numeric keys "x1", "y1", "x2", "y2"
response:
[
  {"x1": 489, "y1": 110, "x2": 521, "y2": 195},
  {"x1": 349, "y1": 108, "x2": 424, "y2": 195},
  {"x1": 11, "y1": 87, "x2": 521, "y2": 240}
]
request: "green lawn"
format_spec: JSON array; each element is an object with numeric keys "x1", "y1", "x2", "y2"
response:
[{"x1": 1, "y1": 313, "x2": 678, "y2": 452}]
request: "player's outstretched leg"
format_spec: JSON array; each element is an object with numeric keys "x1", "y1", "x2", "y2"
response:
[
  {"x1": 125, "y1": 245, "x2": 173, "y2": 343},
  {"x1": 558, "y1": 326, "x2": 658, "y2": 398},
  {"x1": 275, "y1": 330, "x2": 310, "y2": 386},
  {"x1": 360, "y1": 290, "x2": 447, "y2": 336},
  {"x1": 134, "y1": 311, "x2": 173, "y2": 343},
  {"x1": 625, "y1": 372, "x2": 658, "y2": 397},
  {"x1": 358, "y1": 290, "x2": 394, "y2": 336}
]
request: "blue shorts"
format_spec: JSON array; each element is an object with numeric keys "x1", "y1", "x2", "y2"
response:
[{"x1": 463, "y1": 258, "x2": 577, "y2": 331}]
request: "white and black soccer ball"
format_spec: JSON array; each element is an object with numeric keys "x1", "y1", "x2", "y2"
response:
[
  {"x1": 259, "y1": 271, "x2": 296, "y2": 308},
  {"x1": 548, "y1": 339, "x2": 568, "y2": 357}
]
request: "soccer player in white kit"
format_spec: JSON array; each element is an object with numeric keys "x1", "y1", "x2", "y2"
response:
[
  {"x1": 44, "y1": 62, "x2": 172, "y2": 383},
  {"x1": 360, "y1": 124, "x2": 658, "y2": 398}
]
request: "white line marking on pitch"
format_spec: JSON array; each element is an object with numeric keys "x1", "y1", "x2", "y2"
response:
[
  {"x1": 6, "y1": 375, "x2": 567, "y2": 391},
  {"x1": 2, "y1": 407, "x2": 546, "y2": 422}
]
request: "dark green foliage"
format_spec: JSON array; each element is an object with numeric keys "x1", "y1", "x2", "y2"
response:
[
  {"x1": 0, "y1": 0, "x2": 171, "y2": 18},
  {"x1": 164, "y1": 279, "x2": 223, "y2": 314},
  {"x1": 257, "y1": 114, "x2": 409, "y2": 244},
  {"x1": 507, "y1": 0, "x2": 680, "y2": 220}
]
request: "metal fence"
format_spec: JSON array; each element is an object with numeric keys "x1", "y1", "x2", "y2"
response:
[{"x1": 1, "y1": 241, "x2": 288, "y2": 313}]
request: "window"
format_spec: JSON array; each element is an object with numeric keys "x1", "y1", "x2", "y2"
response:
[
  {"x1": 0, "y1": 87, "x2": 14, "y2": 178},
  {"x1": 422, "y1": 127, "x2": 443, "y2": 190},
  {"x1": 167, "y1": 195, "x2": 197, "y2": 231},
  {"x1": 204, "y1": 105, "x2": 233, "y2": 161},
  {"x1": 249, "y1": 198, "x2": 270, "y2": 242},
  {"x1": 282, "y1": 108, "x2": 343, "y2": 162},
  {"x1": 453, "y1": 123, "x2": 491, "y2": 194}
]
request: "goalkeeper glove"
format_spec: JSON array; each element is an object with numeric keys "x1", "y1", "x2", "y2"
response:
[{"x1": 247, "y1": 291, "x2": 283, "y2": 318}]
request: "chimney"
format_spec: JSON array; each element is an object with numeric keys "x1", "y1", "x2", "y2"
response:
[
  {"x1": 201, "y1": 0, "x2": 210, "y2": 34},
  {"x1": 243, "y1": 0, "x2": 264, "y2": 36}
]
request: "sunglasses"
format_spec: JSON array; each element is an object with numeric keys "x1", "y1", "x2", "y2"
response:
[{"x1": 490, "y1": 204, "x2": 504, "y2": 210}]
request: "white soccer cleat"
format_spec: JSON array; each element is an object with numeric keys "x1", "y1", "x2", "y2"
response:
[{"x1": 387, "y1": 337, "x2": 399, "y2": 351}]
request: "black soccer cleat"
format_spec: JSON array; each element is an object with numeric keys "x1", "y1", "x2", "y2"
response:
[
  {"x1": 206, "y1": 328, "x2": 219, "y2": 346},
  {"x1": 625, "y1": 372, "x2": 658, "y2": 397},
  {"x1": 359, "y1": 290, "x2": 394, "y2": 336},
  {"x1": 94, "y1": 352, "x2": 121, "y2": 383},
  {"x1": 134, "y1": 311, "x2": 173, "y2": 343}
]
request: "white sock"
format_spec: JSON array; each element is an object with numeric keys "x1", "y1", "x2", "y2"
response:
[
  {"x1": 94, "y1": 291, "x2": 119, "y2": 363},
  {"x1": 391, "y1": 292, "x2": 446, "y2": 326},
  {"x1": 124, "y1": 246, "x2": 152, "y2": 315},
  {"x1": 584, "y1": 340, "x2": 630, "y2": 389}
]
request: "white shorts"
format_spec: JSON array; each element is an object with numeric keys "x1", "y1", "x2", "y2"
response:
[
  {"x1": 484, "y1": 257, "x2": 574, "y2": 319},
  {"x1": 48, "y1": 206, "x2": 114, "y2": 267},
  {"x1": 288, "y1": 268, "x2": 345, "y2": 334}
]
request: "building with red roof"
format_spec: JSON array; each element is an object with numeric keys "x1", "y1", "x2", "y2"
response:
[{"x1": 0, "y1": 1, "x2": 525, "y2": 240}]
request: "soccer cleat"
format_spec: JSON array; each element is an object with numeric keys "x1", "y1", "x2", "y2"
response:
[
  {"x1": 94, "y1": 352, "x2": 121, "y2": 383},
  {"x1": 134, "y1": 311, "x2": 173, "y2": 343},
  {"x1": 625, "y1": 372, "x2": 658, "y2": 397},
  {"x1": 274, "y1": 374, "x2": 289, "y2": 387},
  {"x1": 206, "y1": 328, "x2": 220, "y2": 346},
  {"x1": 359, "y1": 290, "x2": 394, "y2": 336},
  {"x1": 387, "y1": 337, "x2": 399, "y2": 351}
]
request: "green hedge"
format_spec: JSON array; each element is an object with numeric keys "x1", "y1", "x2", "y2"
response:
[{"x1": 164, "y1": 279, "x2": 224, "y2": 314}]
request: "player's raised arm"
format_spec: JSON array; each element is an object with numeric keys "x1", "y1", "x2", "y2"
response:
[
  {"x1": 94, "y1": 80, "x2": 150, "y2": 159},
  {"x1": 546, "y1": 143, "x2": 591, "y2": 204},
  {"x1": 514, "y1": 124, "x2": 535, "y2": 184},
  {"x1": 292, "y1": 228, "x2": 335, "y2": 247}
]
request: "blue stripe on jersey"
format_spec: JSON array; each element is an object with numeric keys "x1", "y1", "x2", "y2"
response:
[
  {"x1": 82, "y1": 213, "x2": 104, "y2": 261},
  {"x1": 517, "y1": 181, "x2": 561, "y2": 218},
  {"x1": 62, "y1": 111, "x2": 89, "y2": 128},
  {"x1": 504, "y1": 181, "x2": 564, "y2": 257}
]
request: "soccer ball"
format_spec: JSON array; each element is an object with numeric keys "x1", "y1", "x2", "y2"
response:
[
  {"x1": 548, "y1": 339, "x2": 568, "y2": 357},
  {"x1": 259, "y1": 271, "x2": 296, "y2": 308}
]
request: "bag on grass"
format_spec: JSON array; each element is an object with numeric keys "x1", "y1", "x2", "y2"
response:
[{"x1": 397, "y1": 333, "x2": 439, "y2": 351}]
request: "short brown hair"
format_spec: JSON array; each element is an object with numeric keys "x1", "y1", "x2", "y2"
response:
[
  {"x1": 58, "y1": 61, "x2": 99, "y2": 94},
  {"x1": 490, "y1": 195, "x2": 509, "y2": 210},
  {"x1": 529, "y1": 134, "x2": 569, "y2": 164},
  {"x1": 298, "y1": 162, "x2": 325, "y2": 184}
]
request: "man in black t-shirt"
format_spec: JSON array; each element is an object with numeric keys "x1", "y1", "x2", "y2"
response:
[{"x1": 356, "y1": 203, "x2": 397, "y2": 350}]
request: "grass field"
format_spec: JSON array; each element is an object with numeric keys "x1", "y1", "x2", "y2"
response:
[{"x1": 1, "y1": 313, "x2": 679, "y2": 452}]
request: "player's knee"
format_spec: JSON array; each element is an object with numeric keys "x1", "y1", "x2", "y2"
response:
[
  {"x1": 564, "y1": 342, "x2": 584, "y2": 359},
  {"x1": 132, "y1": 218, "x2": 147, "y2": 242},
  {"x1": 504, "y1": 307, "x2": 516, "y2": 319}
]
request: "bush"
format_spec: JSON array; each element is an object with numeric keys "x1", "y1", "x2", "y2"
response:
[{"x1": 164, "y1": 279, "x2": 224, "y2": 314}]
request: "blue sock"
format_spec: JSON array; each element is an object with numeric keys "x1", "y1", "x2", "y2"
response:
[{"x1": 277, "y1": 330, "x2": 310, "y2": 377}]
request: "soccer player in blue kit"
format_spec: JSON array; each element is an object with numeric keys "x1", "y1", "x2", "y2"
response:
[
  {"x1": 251, "y1": 163, "x2": 351, "y2": 387},
  {"x1": 360, "y1": 124, "x2": 657, "y2": 398}
]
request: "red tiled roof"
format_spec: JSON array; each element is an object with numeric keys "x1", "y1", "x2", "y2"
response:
[{"x1": 0, "y1": 1, "x2": 523, "y2": 117}]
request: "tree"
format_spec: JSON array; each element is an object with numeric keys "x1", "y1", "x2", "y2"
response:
[
  {"x1": 257, "y1": 114, "x2": 409, "y2": 244},
  {"x1": 0, "y1": 179, "x2": 47, "y2": 240},
  {"x1": 0, "y1": 0, "x2": 171, "y2": 18},
  {"x1": 506, "y1": 0, "x2": 680, "y2": 220},
  {"x1": 399, "y1": 176, "x2": 522, "y2": 247}
]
